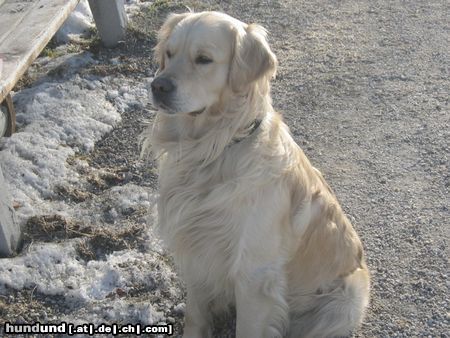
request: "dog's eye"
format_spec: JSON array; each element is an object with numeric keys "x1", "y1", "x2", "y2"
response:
[
  {"x1": 195, "y1": 55, "x2": 213, "y2": 65},
  {"x1": 166, "y1": 50, "x2": 172, "y2": 59}
]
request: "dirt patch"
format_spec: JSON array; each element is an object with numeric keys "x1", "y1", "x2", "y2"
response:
[
  {"x1": 75, "y1": 224, "x2": 145, "y2": 262},
  {"x1": 86, "y1": 168, "x2": 127, "y2": 192},
  {"x1": 23, "y1": 214, "x2": 87, "y2": 243},
  {"x1": 54, "y1": 185, "x2": 93, "y2": 202},
  {"x1": 23, "y1": 214, "x2": 147, "y2": 263},
  {"x1": 0, "y1": 287, "x2": 75, "y2": 326}
]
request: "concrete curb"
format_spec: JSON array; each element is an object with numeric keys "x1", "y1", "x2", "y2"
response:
[{"x1": 0, "y1": 164, "x2": 20, "y2": 257}]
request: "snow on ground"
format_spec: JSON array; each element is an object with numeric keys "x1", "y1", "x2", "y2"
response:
[
  {"x1": 56, "y1": 0, "x2": 93, "y2": 43},
  {"x1": 0, "y1": 61, "x2": 119, "y2": 222},
  {"x1": 0, "y1": 1, "x2": 182, "y2": 329}
]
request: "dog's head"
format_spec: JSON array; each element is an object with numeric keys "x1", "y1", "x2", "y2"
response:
[{"x1": 151, "y1": 11, "x2": 277, "y2": 116}]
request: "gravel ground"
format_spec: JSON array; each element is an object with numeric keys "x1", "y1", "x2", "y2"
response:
[{"x1": 2, "y1": 0, "x2": 449, "y2": 336}]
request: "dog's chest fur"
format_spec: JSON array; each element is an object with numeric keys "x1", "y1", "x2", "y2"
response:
[{"x1": 156, "y1": 137, "x2": 293, "y2": 301}]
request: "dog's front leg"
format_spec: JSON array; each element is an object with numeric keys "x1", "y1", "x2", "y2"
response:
[
  {"x1": 235, "y1": 266, "x2": 288, "y2": 338},
  {"x1": 183, "y1": 285, "x2": 212, "y2": 338}
]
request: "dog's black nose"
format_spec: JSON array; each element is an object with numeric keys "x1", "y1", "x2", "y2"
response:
[{"x1": 151, "y1": 77, "x2": 175, "y2": 94}]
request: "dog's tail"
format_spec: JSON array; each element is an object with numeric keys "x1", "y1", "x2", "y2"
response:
[{"x1": 288, "y1": 266, "x2": 370, "y2": 338}]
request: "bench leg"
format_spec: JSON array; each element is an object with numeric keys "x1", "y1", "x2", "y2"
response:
[
  {"x1": 0, "y1": 94, "x2": 16, "y2": 137},
  {"x1": 88, "y1": 0, "x2": 128, "y2": 48}
]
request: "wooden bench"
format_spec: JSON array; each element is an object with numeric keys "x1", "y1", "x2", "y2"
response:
[
  {"x1": 0, "y1": 0, "x2": 128, "y2": 256},
  {"x1": 0, "y1": 0, "x2": 128, "y2": 137}
]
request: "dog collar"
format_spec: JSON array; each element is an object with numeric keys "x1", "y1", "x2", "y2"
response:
[{"x1": 230, "y1": 119, "x2": 262, "y2": 145}]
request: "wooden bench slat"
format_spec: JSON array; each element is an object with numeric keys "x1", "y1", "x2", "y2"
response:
[
  {"x1": 0, "y1": 1, "x2": 40, "y2": 47},
  {"x1": 0, "y1": 0, "x2": 80, "y2": 103}
]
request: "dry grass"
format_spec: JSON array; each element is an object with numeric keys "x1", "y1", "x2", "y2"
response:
[
  {"x1": 54, "y1": 185, "x2": 92, "y2": 202},
  {"x1": 23, "y1": 213, "x2": 146, "y2": 263},
  {"x1": 75, "y1": 224, "x2": 145, "y2": 261},
  {"x1": 24, "y1": 214, "x2": 88, "y2": 243}
]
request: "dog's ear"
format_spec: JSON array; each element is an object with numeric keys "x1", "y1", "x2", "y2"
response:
[
  {"x1": 229, "y1": 24, "x2": 277, "y2": 92},
  {"x1": 154, "y1": 13, "x2": 190, "y2": 72}
]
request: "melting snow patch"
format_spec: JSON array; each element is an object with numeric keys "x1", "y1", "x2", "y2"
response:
[
  {"x1": 109, "y1": 184, "x2": 155, "y2": 214},
  {"x1": 0, "y1": 65, "x2": 120, "y2": 223},
  {"x1": 56, "y1": 0, "x2": 93, "y2": 43},
  {"x1": 0, "y1": 243, "x2": 173, "y2": 325}
]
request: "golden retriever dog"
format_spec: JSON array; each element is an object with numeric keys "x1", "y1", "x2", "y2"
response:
[{"x1": 143, "y1": 11, "x2": 370, "y2": 338}]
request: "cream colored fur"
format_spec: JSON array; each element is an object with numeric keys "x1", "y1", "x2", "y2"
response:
[{"x1": 142, "y1": 11, "x2": 370, "y2": 338}]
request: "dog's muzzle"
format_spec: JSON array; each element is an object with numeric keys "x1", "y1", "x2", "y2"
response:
[{"x1": 151, "y1": 76, "x2": 176, "y2": 109}]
